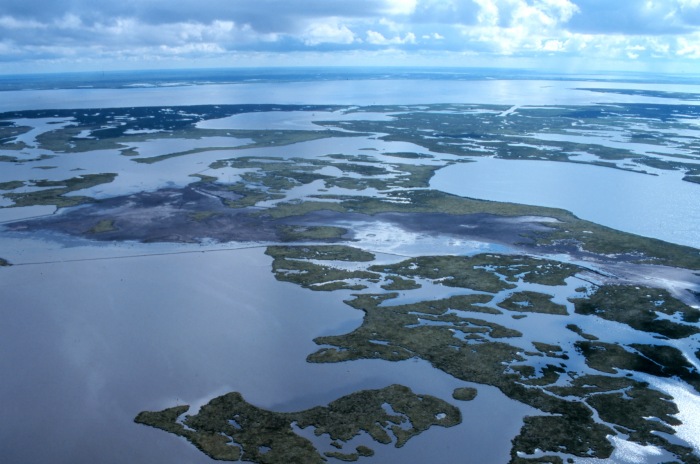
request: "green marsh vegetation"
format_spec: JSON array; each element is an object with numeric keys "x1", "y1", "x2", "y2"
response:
[
  {"x1": 207, "y1": 154, "x2": 440, "y2": 194},
  {"x1": 136, "y1": 385, "x2": 460, "y2": 463},
  {"x1": 2, "y1": 173, "x2": 117, "y2": 208},
  {"x1": 498, "y1": 291, "x2": 568, "y2": 315},
  {"x1": 276, "y1": 225, "x2": 348, "y2": 241},
  {"x1": 571, "y1": 285, "x2": 700, "y2": 339},
  {"x1": 0, "y1": 154, "x2": 55, "y2": 163},
  {"x1": 267, "y1": 245, "x2": 700, "y2": 463},
  {"x1": 0, "y1": 181, "x2": 24, "y2": 190},
  {"x1": 451, "y1": 387, "x2": 478, "y2": 401},
  {"x1": 87, "y1": 219, "x2": 116, "y2": 234}
]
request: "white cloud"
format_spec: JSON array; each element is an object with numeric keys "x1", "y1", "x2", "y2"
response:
[
  {"x1": 422, "y1": 32, "x2": 444, "y2": 40},
  {"x1": 676, "y1": 35, "x2": 700, "y2": 57},
  {"x1": 55, "y1": 14, "x2": 84, "y2": 30},
  {"x1": 542, "y1": 39, "x2": 564, "y2": 51},
  {"x1": 648, "y1": 38, "x2": 671, "y2": 56},
  {"x1": 158, "y1": 42, "x2": 225, "y2": 55},
  {"x1": 502, "y1": 0, "x2": 579, "y2": 29},
  {"x1": 384, "y1": 0, "x2": 418, "y2": 15},
  {"x1": 0, "y1": 15, "x2": 44, "y2": 30},
  {"x1": 302, "y1": 19, "x2": 356, "y2": 46},
  {"x1": 473, "y1": 0, "x2": 499, "y2": 26},
  {"x1": 537, "y1": 0, "x2": 579, "y2": 22},
  {"x1": 378, "y1": 17, "x2": 401, "y2": 32},
  {"x1": 455, "y1": 0, "x2": 583, "y2": 55},
  {"x1": 366, "y1": 30, "x2": 416, "y2": 45},
  {"x1": 4, "y1": 0, "x2": 700, "y2": 72}
]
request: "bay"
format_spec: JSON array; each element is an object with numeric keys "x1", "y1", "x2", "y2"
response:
[{"x1": 432, "y1": 157, "x2": 700, "y2": 248}]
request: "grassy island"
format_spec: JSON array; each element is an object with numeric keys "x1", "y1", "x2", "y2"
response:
[{"x1": 136, "y1": 385, "x2": 460, "y2": 463}]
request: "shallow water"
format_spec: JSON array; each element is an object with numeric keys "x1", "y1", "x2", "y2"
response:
[
  {"x1": 0, "y1": 126, "x2": 436, "y2": 219},
  {"x1": 9, "y1": 117, "x2": 75, "y2": 147},
  {"x1": 431, "y1": 156, "x2": 700, "y2": 248},
  {"x1": 0, "y1": 244, "x2": 539, "y2": 464}
]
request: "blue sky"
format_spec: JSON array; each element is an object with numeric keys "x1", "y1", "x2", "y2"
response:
[{"x1": 2, "y1": 0, "x2": 700, "y2": 74}]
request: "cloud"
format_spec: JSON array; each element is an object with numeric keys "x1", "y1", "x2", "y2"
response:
[
  {"x1": 2, "y1": 0, "x2": 700, "y2": 72},
  {"x1": 0, "y1": 0, "x2": 385, "y2": 32},
  {"x1": 302, "y1": 20, "x2": 357, "y2": 46},
  {"x1": 472, "y1": 0, "x2": 579, "y2": 29},
  {"x1": 567, "y1": 0, "x2": 700, "y2": 35},
  {"x1": 459, "y1": 0, "x2": 580, "y2": 55},
  {"x1": 409, "y1": 0, "x2": 481, "y2": 25},
  {"x1": 366, "y1": 30, "x2": 417, "y2": 45},
  {"x1": 384, "y1": 0, "x2": 419, "y2": 15},
  {"x1": 677, "y1": 33, "x2": 700, "y2": 57}
]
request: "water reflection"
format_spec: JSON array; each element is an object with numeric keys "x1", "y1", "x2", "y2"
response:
[{"x1": 0, "y1": 245, "x2": 534, "y2": 463}]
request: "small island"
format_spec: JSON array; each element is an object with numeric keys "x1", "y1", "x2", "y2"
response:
[{"x1": 136, "y1": 385, "x2": 460, "y2": 463}]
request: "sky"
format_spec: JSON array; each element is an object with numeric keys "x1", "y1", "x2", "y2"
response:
[{"x1": 2, "y1": 0, "x2": 700, "y2": 74}]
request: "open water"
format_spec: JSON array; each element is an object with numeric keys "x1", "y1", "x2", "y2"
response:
[{"x1": 1, "y1": 68, "x2": 699, "y2": 464}]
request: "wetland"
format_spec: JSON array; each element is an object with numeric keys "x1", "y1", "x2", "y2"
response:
[{"x1": 1, "y1": 73, "x2": 700, "y2": 464}]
